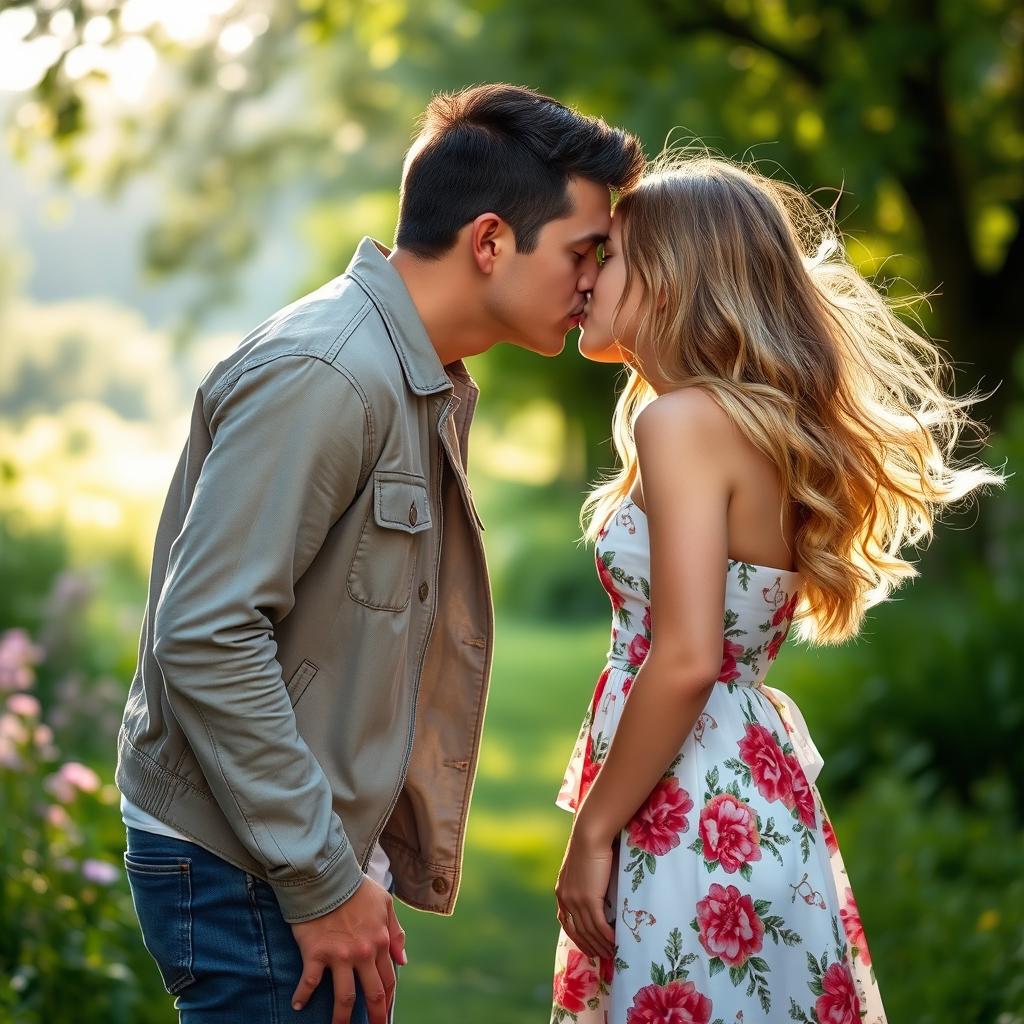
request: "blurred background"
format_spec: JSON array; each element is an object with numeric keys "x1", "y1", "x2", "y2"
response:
[{"x1": 1, "y1": 1, "x2": 1022, "y2": 1021}]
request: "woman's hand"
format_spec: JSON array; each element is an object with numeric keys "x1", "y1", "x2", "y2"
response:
[{"x1": 554, "y1": 823, "x2": 616, "y2": 959}]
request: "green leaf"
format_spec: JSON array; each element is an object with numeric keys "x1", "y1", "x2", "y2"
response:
[
  {"x1": 806, "y1": 951, "x2": 821, "y2": 979},
  {"x1": 709, "y1": 957, "x2": 726, "y2": 976}
]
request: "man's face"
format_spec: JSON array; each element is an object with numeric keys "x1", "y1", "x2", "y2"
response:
[{"x1": 485, "y1": 177, "x2": 610, "y2": 356}]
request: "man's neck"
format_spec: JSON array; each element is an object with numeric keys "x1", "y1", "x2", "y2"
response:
[{"x1": 389, "y1": 248, "x2": 496, "y2": 366}]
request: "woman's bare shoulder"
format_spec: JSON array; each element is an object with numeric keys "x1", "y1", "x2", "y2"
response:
[{"x1": 634, "y1": 386, "x2": 737, "y2": 448}]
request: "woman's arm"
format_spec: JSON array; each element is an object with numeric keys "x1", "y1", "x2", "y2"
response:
[{"x1": 555, "y1": 387, "x2": 733, "y2": 958}]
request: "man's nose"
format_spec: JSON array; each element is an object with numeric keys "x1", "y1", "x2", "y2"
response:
[{"x1": 577, "y1": 257, "x2": 600, "y2": 293}]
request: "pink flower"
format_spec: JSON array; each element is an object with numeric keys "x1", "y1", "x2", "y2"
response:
[
  {"x1": 6, "y1": 693, "x2": 41, "y2": 718},
  {"x1": 0, "y1": 716, "x2": 24, "y2": 769},
  {"x1": 45, "y1": 805, "x2": 71, "y2": 829},
  {"x1": 785, "y1": 754, "x2": 817, "y2": 828},
  {"x1": 642, "y1": 607, "x2": 651, "y2": 635},
  {"x1": 815, "y1": 961, "x2": 860, "y2": 1024},
  {"x1": 840, "y1": 887, "x2": 872, "y2": 966},
  {"x1": 596, "y1": 552, "x2": 625, "y2": 613},
  {"x1": 737, "y1": 723, "x2": 793, "y2": 804},
  {"x1": 0, "y1": 629, "x2": 44, "y2": 693},
  {"x1": 772, "y1": 592, "x2": 799, "y2": 628},
  {"x1": 696, "y1": 883, "x2": 765, "y2": 967},
  {"x1": 553, "y1": 948, "x2": 599, "y2": 1013},
  {"x1": 626, "y1": 980, "x2": 713, "y2": 1024},
  {"x1": 717, "y1": 639, "x2": 744, "y2": 683},
  {"x1": 627, "y1": 633, "x2": 650, "y2": 667},
  {"x1": 627, "y1": 776, "x2": 694, "y2": 856},
  {"x1": 698, "y1": 793, "x2": 762, "y2": 873},
  {"x1": 45, "y1": 761, "x2": 101, "y2": 803},
  {"x1": 82, "y1": 859, "x2": 119, "y2": 885},
  {"x1": 578, "y1": 757, "x2": 601, "y2": 805},
  {"x1": 822, "y1": 816, "x2": 839, "y2": 855},
  {"x1": 590, "y1": 667, "x2": 612, "y2": 715},
  {"x1": 765, "y1": 630, "x2": 786, "y2": 662}
]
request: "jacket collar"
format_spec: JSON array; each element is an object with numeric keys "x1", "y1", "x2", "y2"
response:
[{"x1": 346, "y1": 237, "x2": 461, "y2": 397}]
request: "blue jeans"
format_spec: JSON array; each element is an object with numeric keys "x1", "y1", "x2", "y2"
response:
[{"x1": 124, "y1": 827, "x2": 397, "y2": 1023}]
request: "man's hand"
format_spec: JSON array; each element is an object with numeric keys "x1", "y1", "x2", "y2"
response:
[{"x1": 290, "y1": 877, "x2": 407, "y2": 1024}]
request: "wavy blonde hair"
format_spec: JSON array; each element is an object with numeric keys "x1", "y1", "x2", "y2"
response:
[{"x1": 582, "y1": 152, "x2": 1003, "y2": 644}]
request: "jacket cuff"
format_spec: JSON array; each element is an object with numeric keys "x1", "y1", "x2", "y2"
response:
[{"x1": 271, "y1": 840, "x2": 365, "y2": 923}]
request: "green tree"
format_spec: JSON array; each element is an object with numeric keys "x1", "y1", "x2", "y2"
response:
[{"x1": 4, "y1": 0, "x2": 1021, "y2": 462}]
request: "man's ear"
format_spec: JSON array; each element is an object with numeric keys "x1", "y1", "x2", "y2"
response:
[{"x1": 469, "y1": 213, "x2": 512, "y2": 275}]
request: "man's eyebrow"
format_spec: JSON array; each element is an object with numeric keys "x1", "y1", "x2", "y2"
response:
[{"x1": 569, "y1": 232, "x2": 609, "y2": 247}]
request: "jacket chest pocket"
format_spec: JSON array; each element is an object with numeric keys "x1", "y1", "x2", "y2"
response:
[{"x1": 347, "y1": 471, "x2": 432, "y2": 612}]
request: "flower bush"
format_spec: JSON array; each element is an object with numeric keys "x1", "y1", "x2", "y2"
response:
[{"x1": 0, "y1": 627, "x2": 170, "y2": 1024}]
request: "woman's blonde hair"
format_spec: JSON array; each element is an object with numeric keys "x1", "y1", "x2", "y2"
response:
[{"x1": 582, "y1": 151, "x2": 1003, "y2": 644}]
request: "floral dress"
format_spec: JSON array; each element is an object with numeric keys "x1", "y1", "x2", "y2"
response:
[{"x1": 551, "y1": 498, "x2": 886, "y2": 1024}]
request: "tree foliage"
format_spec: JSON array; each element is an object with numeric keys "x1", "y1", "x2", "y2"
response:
[{"x1": 3, "y1": 0, "x2": 1021, "y2": 458}]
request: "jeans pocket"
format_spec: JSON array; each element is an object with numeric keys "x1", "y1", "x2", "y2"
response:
[{"x1": 124, "y1": 851, "x2": 195, "y2": 994}]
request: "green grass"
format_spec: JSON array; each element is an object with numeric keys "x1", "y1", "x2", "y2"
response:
[{"x1": 396, "y1": 617, "x2": 608, "y2": 1022}]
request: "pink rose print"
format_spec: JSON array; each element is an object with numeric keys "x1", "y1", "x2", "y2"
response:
[
  {"x1": 772, "y1": 591, "x2": 798, "y2": 628},
  {"x1": 590, "y1": 667, "x2": 612, "y2": 716},
  {"x1": 596, "y1": 552, "x2": 625, "y2": 613},
  {"x1": 627, "y1": 777, "x2": 694, "y2": 856},
  {"x1": 840, "y1": 887, "x2": 872, "y2": 966},
  {"x1": 627, "y1": 632, "x2": 651, "y2": 667},
  {"x1": 718, "y1": 639, "x2": 744, "y2": 683},
  {"x1": 578, "y1": 757, "x2": 601, "y2": 805},
  {"x1": 785, "y1": 753, "x2": 817, "y2": 828},
  {"x1": 822, "y1": 815, "x2": 839, "y2": 855},
  {"x1": 765, "y1": 629, "x2": 786, "y2": 662},
  {"x1": 696, "y1": 882, "x2": 765, "y2": 967},
  {"x1": 553, "y1": 948, "x2": 599, "y2": 1013},
  {"x1": 642, "y1": 606, "x2": 651, "y2": 634},
  {"x1": 625, "y1": 981, "x2": 713, "y2": 1024},
  {"x1": 737, "y1": 723, "x2": 794, "y2": 804},
  {"x1": 815, "y1": 961, "x2": 860, "y2": 1024},
  {"x1": 698, "y1": 793, "x2": 763, "y2": 873}
]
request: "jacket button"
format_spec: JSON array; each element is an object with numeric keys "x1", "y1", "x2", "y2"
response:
[
  {"x1": 408, "y1": 502, "x2": 418, "y2": 526},
  {"x1": 418, "y1": 581, "x2": 429, "y2": 602},
  {"x1": 431, "y1": 876, "x2": 449, "y2": 894}
]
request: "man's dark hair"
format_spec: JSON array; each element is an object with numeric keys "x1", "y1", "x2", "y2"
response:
[{"x1": 395, "y1": 84, "x2": 645, "y2": 258}]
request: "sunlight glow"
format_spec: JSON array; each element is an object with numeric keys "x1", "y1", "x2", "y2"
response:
[{"x1": 0, "y1": 32, "x2": 61, "y2": 93}]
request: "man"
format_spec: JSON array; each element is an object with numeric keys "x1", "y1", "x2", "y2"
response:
[{"x1": 116, "y1": 83, "x2": 644, "y2": 1024}]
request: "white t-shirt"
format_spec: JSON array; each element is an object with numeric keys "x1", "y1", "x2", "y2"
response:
[{"x1": 121, "y1": 794, "x2": 393, "y2": 891}]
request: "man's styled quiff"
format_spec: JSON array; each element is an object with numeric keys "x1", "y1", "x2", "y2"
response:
[{"x1": 395, "y1": 84, "x2": 645, "y2": 258}]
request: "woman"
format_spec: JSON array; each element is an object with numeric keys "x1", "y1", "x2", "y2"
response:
[{"x1": 549, "y1": 154, "x2": 1001, "y2": 1024}]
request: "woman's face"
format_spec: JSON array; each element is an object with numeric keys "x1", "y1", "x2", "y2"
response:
[{"x1": 577, "y1": 212, "x2": 644, "y2": 364}]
